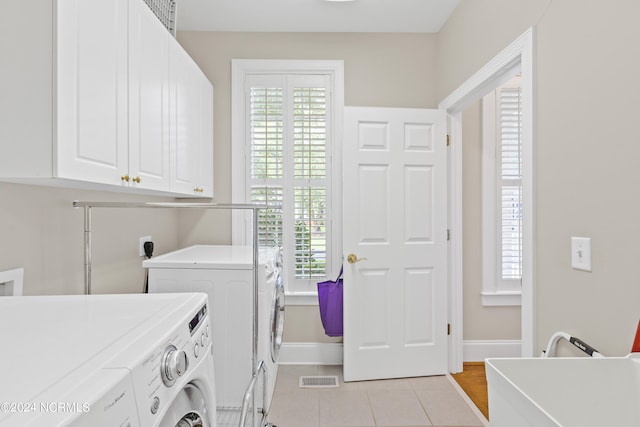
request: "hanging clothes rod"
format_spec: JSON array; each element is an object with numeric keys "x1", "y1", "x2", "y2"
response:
[
  {"x1": 72, "y1": 201, "x2": 268, "y2": 209},
  {"x1": 72, "y1": 200, "x2": 277, "y2": 419},
  {"x1": 72, "y1": 200, "x2": 272, "y2": 295}
]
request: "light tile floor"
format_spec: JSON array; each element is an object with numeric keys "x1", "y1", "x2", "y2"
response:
[{"x1": 267, "y1": 365, "x2": 488, "y2": 427}]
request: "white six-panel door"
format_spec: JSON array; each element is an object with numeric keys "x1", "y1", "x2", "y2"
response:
[{"x1": 343, "y1": 107, "x2": 448, "y2": 382}]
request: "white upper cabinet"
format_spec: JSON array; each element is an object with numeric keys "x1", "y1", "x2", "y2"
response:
[
  {"x1": 169, "y1": 42, "x2": 214, "y2": 197},
  {"x1": 0, "y1": 0, "x2": 213, "y2": 197},
  {"x1": 56, "y1": 0, "x2": 129, "y2": 185},
  {"x1": 129, "y1": 0, "x2": 171, "y2": 191}
]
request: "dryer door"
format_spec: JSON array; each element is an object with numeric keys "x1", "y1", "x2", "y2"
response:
[
  {"x1": 270, "y1": 274, "x2": 285, "y2": 363},
  {"x1": 160, "y1": 383, "x2": 210, "y2": 427}
]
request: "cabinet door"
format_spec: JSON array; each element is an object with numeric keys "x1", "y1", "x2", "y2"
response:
[
  {"x1": 129, "y1": 0, "x2": 170, "y2": 191},
  {"x1": 56, "y1": 0, "x2": 128, "y2": 185},
  {"x1": 169, "y1": 41, "x2": 214, "y2": 197},
  {"x1": 198, "y1": 75, "x2": 214, "y2": 197},
  {"x1": 169, "y1": 41, "x2": 200, "y2": 195}
]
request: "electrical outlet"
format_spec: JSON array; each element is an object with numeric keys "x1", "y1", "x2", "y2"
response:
[{"x1": 139, "y1": 236, "x2": 152, "y2": 257}]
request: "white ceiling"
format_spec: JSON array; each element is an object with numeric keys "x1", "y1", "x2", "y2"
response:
[{"x1": 175, "y1": 0, "x2": 461, "y2": 33}]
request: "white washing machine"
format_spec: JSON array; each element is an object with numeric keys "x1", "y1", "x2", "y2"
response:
[
  {"x1": 144, "y1": 245, "x2": 284, "y2": 426},
  {"x1": 0, "y1": 293, "x2": 216, "y2": 427}
]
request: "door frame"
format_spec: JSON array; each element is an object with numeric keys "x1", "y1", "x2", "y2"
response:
[{"x1": 439, "y1": 28, "x2": 535, "y2": 372}]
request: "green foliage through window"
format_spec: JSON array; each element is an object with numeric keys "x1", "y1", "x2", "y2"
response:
[{"x1": 249, "y1": 82, "x2": 329, "y2": 280}]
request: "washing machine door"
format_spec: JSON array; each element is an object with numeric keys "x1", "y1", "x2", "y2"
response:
[
  {"x1": 270, "y1": 273, "x2": 285, "y2": 362},
  {"x1": 160, "y1": 383, "x2": 210, "y2": 427}
]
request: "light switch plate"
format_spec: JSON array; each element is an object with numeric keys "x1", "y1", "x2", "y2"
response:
[{"x1": 571, "y1": 237, "x2": 592, "y2": 272}]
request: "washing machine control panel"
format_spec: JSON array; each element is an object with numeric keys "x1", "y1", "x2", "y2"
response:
[
  {"x1": 128, "y1": 303, "x2": 212, "y2": 427},
  {"x1": 160, "y1": 344, "x2": 189, "y2": 386},
  {"x1": 189, "y1": 303, "x2": 210, "y2": 360},
  {"x1": 189, "y1": 304, "x2": 208, "y2": 334}
]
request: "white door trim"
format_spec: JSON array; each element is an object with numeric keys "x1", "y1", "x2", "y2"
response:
[{"x1": 439, "y1": 28, "x2": 535, "y2": 372}]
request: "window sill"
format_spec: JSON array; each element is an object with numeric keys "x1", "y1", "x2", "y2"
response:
[
  {"x1": 285, "y1": 292, "x2": 319, "y2": 306},
  {"x1": 481, "y1": 291, "x2": 521, "y2": 306}
]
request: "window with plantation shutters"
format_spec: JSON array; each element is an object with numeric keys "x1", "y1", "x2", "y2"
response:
[
  {"x1": 239, "y1": 71, "x2": 336, "y2": 295},
  {"x1": 481, "y1": 76, "x2": 522, "y2": 306},
  {"x1": 499, "y1": 86, "x2": 523, "y2": 281}
]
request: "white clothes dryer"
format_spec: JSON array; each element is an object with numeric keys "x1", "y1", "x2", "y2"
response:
[
  {"x1": 0, "y1": 293, "x2": 216, "y2": 427},
  {"x1": 144, "y1": 245, "x2": 284, "y2": 426}
]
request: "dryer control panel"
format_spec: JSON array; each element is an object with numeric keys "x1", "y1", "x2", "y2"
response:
[{"x1": 126, "y1": 301, "x2": 214, "y2": 427}]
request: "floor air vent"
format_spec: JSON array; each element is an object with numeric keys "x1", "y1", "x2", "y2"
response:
[{"x1": 299, "y1": 375, "x2": 339, "y2": 388}]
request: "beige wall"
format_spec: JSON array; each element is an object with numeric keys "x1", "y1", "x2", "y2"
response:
[
  {"x1": 462, "y1": 101, "x2": 521, "y2": 340},
  {"x1": 438, "y1": 0, "x2": 640, "y2": 355},
  {"x1": 0, "y1": 183, "x2": 179, "y2": 295},
  {"x1": 176, "y1": 32, "x2": 439, "y2": 343},
  {"x1": 435, "y1": 0, "x2": 551, "y2": 102}
]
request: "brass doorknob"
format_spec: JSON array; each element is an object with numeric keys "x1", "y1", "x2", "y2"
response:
[
  {"x1": 121, "y1": 174, "x2": 130, "y2": 182},
  {"x1": 347, "y1": 253, "x2": 368, "y2": 264},
  {"x1": 132, "y1": 176, "x2": 141, "y2": 183}
]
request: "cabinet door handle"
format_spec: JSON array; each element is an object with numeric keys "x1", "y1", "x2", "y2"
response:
[
  {"x1": 121, "y1": 174, "x2": 130, "y2": 182},
  {"x1": 132, "y1": 176, "x2": 141, "y2": 183}
]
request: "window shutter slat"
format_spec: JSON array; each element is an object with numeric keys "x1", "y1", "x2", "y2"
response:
[{"x1": 499, "y1": 86, "x2": 523, "y2": 280}]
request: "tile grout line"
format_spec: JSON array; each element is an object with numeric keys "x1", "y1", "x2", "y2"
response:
[
  {"x1": 363, "y1": 389, "x2": 377, "y2": 427},
  {"x1": 445, "y1": 374, "x2": 489, "y2": 427},
  {"x1": 317, "y1": 387, "x2": 321, "y2": 427},
  {"x1": 271, "y1": 366, "x2": 487, "y2": 427},
  {"x1": 411, "y1": 388, "x2": 435, "y2": 427}
]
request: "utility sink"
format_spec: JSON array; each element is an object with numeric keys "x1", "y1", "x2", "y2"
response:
[{"x1": 486, "y1": 356, "x2": 640, "y2": 426}]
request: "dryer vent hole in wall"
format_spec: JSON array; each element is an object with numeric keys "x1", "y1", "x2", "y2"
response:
[{"x1": 298, "y1": 376, "x2": 339, "y2": 388}]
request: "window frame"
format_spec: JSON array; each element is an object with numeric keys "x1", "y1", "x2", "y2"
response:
[
  {"x1": 481, "y1": 80, "x2": 523, "y2": 306},
  {"x1": 231, "y1": 59, "x2": 344, "y2": 306}
]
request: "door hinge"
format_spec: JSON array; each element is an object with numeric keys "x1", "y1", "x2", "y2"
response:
[
  {"x1": 447, "y1": 323, "x2": 451, "y2": 335},
  {"x1": 446, "y1": 134, "x2": 450, "y2": 146},
  {"x1": 447, "y1": 229, "x2": 450, "y2": 241}
]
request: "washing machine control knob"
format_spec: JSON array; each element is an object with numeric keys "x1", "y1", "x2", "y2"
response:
[{"x1": 160, "y1": 345, "x2": 189, "y2": 386}]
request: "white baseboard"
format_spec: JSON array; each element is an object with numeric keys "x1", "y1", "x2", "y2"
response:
[
  {"x1": 463, "y1": 340, "x2": 521, "y2": 361},
  {"x1": 279, "y1": 342, "x2": 343, "y2": 365},
  {"x1": 278, "y1": 340, "x2": 520, "y2": 365}
]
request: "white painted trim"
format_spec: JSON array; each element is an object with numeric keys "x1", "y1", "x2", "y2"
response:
[
  {"x1": 439, "y1": 28, "x2": 531, "y2": 113},
  {"x1": 463, "y1": 340, "x2": 522, "y2": 362},
  {"x1": 440, "y1": 28, "x2": 536, "y2": 367},
  {"x1": 278, "y1": 342, "x2": 343, "y2": 365},
  {"x1": 285, "y1": 293, "x2": 319, "y2": 306},
  {"x1": 447, "y1": 112, "x2": 464, "y2": 374},
  {"x1": 481, "y1": 291, "x2": 522, "y2": 306},
  {"x1": 519, "y1": 29, "x2": 536, "y2": 358},
  {"x1": 0, "y1": 268, "x2": 24, "y2": 296}
]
